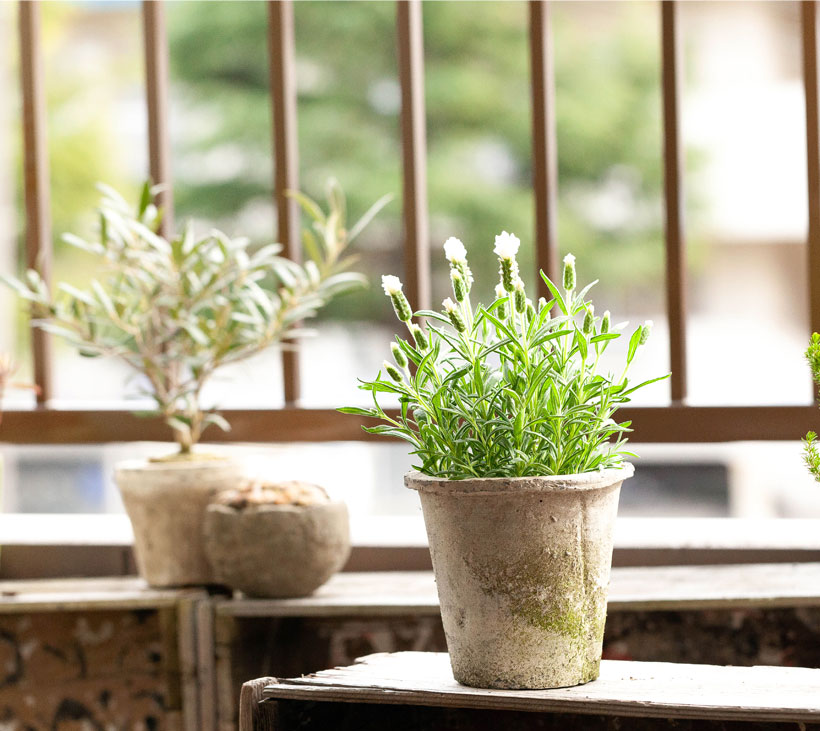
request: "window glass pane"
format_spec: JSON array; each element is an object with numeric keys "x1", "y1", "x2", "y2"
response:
[
  {"x1": 4, "y1": 440, "x2": 818, "y2": 520},
  {"x1": 294, "y1": 1, "x2": 403, "y2": 407},
  {"x1": 42, "y1": 1, "x2": 147, "y2": 404},
  {"x1": 553, "y1": 1, "x2": 668, "y2": 405},
  {"x1": 425, "y1": 1, "x2": 535, "y2": 300},
  {"x1": 168, "y1": 1, "x2": 274, "y2": 237},
  {"x1": 168, "y1": 1, "x2": 284, "y2": 409},
  {"x1": 682, "y1": 1, "x2": 811, "y2": 405}
]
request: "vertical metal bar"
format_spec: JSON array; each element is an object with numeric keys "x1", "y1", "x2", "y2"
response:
[
  {"x1": 397, "y1": 0, "x2": 431, "y2": 313},
  {"x1": 18, "y1": 0, "x2": 52, "y2": 405},
  {"x1": 529, "y1": 0, "x2": 559, "y2": 293},
  {"x1": 268, "y1": 0, "x2": 301, "y2": 405},
  {"x1": 142, "y1": 0, "x2": 174, "y2": 239},
  {"x1": 802, "y1": 1, "x2": 820, "y2": 391},
  {"x1": 661, "y1": 0, "x2": 688, "y2": 404}
]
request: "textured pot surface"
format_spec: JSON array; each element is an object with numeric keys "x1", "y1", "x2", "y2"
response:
[
  {"x1": 116, "y1": 457, "x2": 247, "y2": 587},
  {"x1": 405, "y1": 465, "x2": 632, "y2": 690},
  {"x1": 202, "y1": 501, "x2": 350, "y2": 597}
]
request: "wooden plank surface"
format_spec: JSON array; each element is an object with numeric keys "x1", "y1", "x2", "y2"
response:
[
  {"x1": 8, "y1": 404, "x2": 820, "y2": 444},
  {"x1": 216, "y1": 562, "x2": 820, "y2": 618},
  {"x1": 1, "y1": 562, "x2": 816, "y2": 616},
  {"x1": 607, "y1": 562, "x2": 820, "y2": 611},
  {"x1": 263, "y1": 651, "x2": 820, "y2": 723},
  {"x1": 178, "y1": 596, "x2": 203, "y2": 731},
  {"x1": 0, "y1": 575, "x2": 203, "y2": 613},
  {"x1": 197, "y1": 599, "x2": 218, "y2": 731}
]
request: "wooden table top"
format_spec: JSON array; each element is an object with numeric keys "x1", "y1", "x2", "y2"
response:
[{"x1": 262, "y1": 651, "x2": 820, "y2": 723}]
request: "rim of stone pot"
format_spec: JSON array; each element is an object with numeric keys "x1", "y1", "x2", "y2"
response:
[
  {"x1": 115, "y1": 453, "x2": 241, "y2": 474},
  {"x1": 404, "y1": 463, "x2": 634, "y2": 495},
  {"x1": 205, "y1": 500, "x2": 348, "y2": 515}
]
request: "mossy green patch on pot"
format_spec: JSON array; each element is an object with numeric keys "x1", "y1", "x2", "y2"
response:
[{"x1": 464, "y1": 549, "x2": 591, "y2": 642}]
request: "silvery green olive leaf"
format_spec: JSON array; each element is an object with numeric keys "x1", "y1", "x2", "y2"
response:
[
  {"x1": 286, "y1": 189, "x2": 327, "y2": 225},
  {"x1": 96, "y1": 182, "x2": 130, "y2": 209},
  {"x1": 57, "y1": 283, "x2": 98, "y2": 307},
  {"x1": 347, "y1": 193, "x2": 393, "y2": 243},
  {"x1": 202, "y1": 413, "x2": 231, "y2": 432}
]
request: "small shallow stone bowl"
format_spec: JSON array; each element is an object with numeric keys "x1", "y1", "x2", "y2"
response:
[{"x1": 202, "y1": 482, "x2": 350, "y2": 598}]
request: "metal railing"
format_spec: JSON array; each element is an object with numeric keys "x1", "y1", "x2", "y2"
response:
[{"x1": 4, "y1": 0, "x2": 820, "y2": 445}]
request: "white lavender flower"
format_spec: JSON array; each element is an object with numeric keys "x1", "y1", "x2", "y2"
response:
[
  {"x1": 443, "y1": 237, "x2": 467, "y2": 263},
  {"x1": 583, "y1": 304, "x2": 594, "y2": 334},
  {"x1": 493, "y1": 231, "x2": 520, "y2": 260},
  {"x1": 514, "y1": 278, "x2": 526, "y2": 314},
  {"x1": 563, "y1": 253, "x2": 576, "y2": 293},
  {"x1": 382, "y1": 274, "x2": 412, "y2": 322},
  {"x1": 381, "y1": 274, "x2": 403, "y2": 296},
  {"x1": 383, "y1": 360, "x2": 403, "y2": 383},
  {"x1": 451, "y1": 269, "x2": 467, "y2": 302},
  {"x1": 639, "y1": 319, "x2": 653, "y2": 345},
  {"x1": 496, "y1": 234, "x2": 521, "y2": 292},
  {"x1": 443, "y1": 297, "x2": 467, "y2": 332},
  {"x1": 391, "y1": 342, "x2": 408, "y2": 369},
  {"x1": 411, "y1": 324, "x2": 428, "y2": 350}
]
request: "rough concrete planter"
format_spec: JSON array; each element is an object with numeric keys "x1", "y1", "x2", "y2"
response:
[
  {"x1": 405, "y1": 464, "x2": 633, "y2": 689},
  {"x1": 116, "y1": 457, "x2": 246, "y2": 587},
  {"x1": 202, "y1": 501, "x2": 350, "y2": 597}
]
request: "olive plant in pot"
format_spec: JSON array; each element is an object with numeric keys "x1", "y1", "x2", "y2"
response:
[
  {"x1": 342, "y1": 235, "x2": 666, "y2": 689},
  {"x1": 3, "y1": 181, "x2": 387, "y2": 587}
]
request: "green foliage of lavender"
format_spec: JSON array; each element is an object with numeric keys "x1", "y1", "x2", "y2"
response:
[
  {"x1": 341, "y1": 237, "x2": 667, "y2": 479},
  {"x1": 3, "y1": 181, "x2": 386, "y2": 453},
  {"x1": 804, "y1": 332, "x2": 820, "y2": 481}
]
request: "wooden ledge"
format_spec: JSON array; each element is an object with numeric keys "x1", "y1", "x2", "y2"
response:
[
  {"x1": 216, "y1": 562, "x2": 820, "y2": 618},
  {"x1": 2, "y1": 563, "x2": 818, "y2": 616},
  {"x1": 261, "y1": 651, "x2": 820, "y2": 723},
  {"x1": 0, "y1": 575, "x2": 206, "y2": 613}
]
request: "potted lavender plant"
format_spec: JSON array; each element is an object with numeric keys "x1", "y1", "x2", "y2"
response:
[
  {"x1": 4, "y1": 181, "x2": 387, "y2": 587},
  {"x1": 342, "y1": 235, "x2": 666, "y2": 689}
]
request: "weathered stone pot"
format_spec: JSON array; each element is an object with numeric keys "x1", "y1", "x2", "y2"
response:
[
  {"x1": 116, "y1": 457, "x2": 247, "y2": 587},
  {"x1": 202, "y1": 500, "x2": 351, "y2": 597},
  {"x1": 405, "y1": 464, "x2": 633, "y2": 690}
]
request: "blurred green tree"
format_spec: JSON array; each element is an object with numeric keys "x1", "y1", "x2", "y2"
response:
[{"x1": 168, "y1": 1, "x2": 666, "y2": 318}]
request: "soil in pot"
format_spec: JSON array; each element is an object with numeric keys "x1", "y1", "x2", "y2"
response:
[
  {"x1": 116, "y1": 454, "x2": 249, "y2": 587},
  {"x1": 203, "y1": 481, "x2": 351, "y2": 598}
]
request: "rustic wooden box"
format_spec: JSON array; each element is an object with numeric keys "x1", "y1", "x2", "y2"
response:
[
  {"x1": 240, "y1": 651, "x2": 820, "y2": 730},
  {"x1": 0, "y1": 577, "x2": 208, "y2": 731},
  {"x1": 218, "y1": 563, "x2": 820, "y2": 730}
]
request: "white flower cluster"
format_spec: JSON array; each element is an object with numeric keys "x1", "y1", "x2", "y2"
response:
[
  {"x1": 381, "y1": 274, "x2": 403, "y2": 296},
  {"x1": 493, "y1": 231, "x2": 520, "y2": 260},
  {"x1": 443, "y1": 237, "x2": 467, "y2": 263}
]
